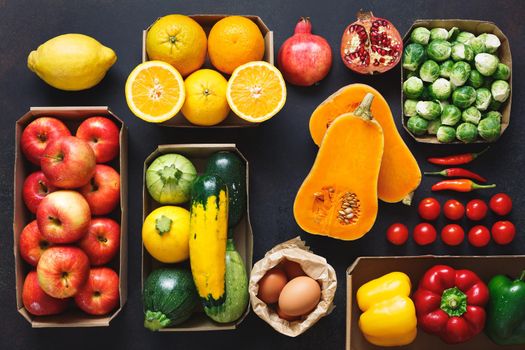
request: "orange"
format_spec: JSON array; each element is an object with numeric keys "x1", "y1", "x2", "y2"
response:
[
  {"x1": 208, "y1": 16, "x2": 265, "y2": 75},
  {"x1": 146, "y1": 14, "x2": 207, "y2": 77}
]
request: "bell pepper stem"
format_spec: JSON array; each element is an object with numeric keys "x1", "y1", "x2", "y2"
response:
[{"x1": 440, "y1": 287, "x2": 467, "y2": 317}]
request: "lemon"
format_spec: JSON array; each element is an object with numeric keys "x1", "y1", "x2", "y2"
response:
[
  {"x1": 27, "y1": 34, "x2": 116, "y2": 91},
  {"x1": 181, "y1": 69, "x2": 230, "y2": 126}
]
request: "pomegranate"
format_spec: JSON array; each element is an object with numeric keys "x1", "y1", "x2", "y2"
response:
[
  {"x1": 340, "y1": 11, "x2": 402, "y2": 74},
  {"x1": 278, "y1": 17, "x2": 332, "y2": 86}
]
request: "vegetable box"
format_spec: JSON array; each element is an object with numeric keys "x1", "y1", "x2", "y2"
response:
[
  {"x1": 142, "y1": 144, "x2": 253, "y2": 331},
  {"x1": 13, "y1": 107, "x2": 128, "y2": 327},
  {"x1": 401, "y1": 20, "x2": 512, "y2": 144},
  {"x1": 142, "y1": 14, "x2": 274, "y2": 128},
  {"x1": 346, "y1": 256, "x2": 525, "y2": 350}
]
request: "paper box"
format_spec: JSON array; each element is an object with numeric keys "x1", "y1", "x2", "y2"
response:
[{"x1": 13, "y1": 107, "x2": 128, "y2": 327}]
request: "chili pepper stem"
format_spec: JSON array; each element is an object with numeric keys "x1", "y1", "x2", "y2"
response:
[
  {"x1": 472, "y1": 146, "x2": 490, "y2": 159},
  {"x1": 519, "y1": 270, "x2": 525, "y2": 281},
  {"x1": 472, "y1": 183, "x2": 496, "y2": 190},
  {"x1": 424, "y1": 170, "x2": 446, "y2": 176}
]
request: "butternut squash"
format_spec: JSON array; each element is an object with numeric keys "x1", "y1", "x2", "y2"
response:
[
  {"x1": 309, "y1": 84, "x2": 421, "y2": 205},
  {"x1": 294, "y1": 93, "x2": 383, "y2": 240}
]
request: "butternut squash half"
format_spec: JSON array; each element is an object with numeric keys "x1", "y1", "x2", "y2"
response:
[
  {"x1": 294, "y1": 93, "x2": 383, "y2": 240},
  {"x1": 309, "y1": 84, "x2": 421, "y2": 205}
]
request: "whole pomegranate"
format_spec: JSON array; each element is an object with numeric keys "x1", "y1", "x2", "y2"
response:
[
  {"x1": 278, "y1": 17, "x2": 332, "y2": 86},
  {"x1": 341, "y1": 11, "x2": 402, "y2": 74}
]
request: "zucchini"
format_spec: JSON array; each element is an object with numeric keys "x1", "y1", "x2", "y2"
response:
[
  {"x1": 189, "y1": 175, "x2": 228, "y2": 312},
  {"x1": 143, "y1": 268, "x2": 199, "y2": 331}
]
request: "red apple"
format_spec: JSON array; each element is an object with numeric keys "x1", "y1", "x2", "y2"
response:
[
  {"x1": 37, "y1": 246, "x2": 90, "y2": 299},
  {"x1": 78, "y1": 218, "x2": 120, "y2": 266},
  {"x1": 79, "y1": 164, "x2": 120, "y2": 215},
  {"x1": 76, "y1": 117, "x2": 119, "y2": 163},
  {"x1": 41, "y1": 136, "x2": 96, "y2": 188},
  {"x1": 23, "y1": 271, "x2": 69, "y2": 316},
  {"x1": 74, "y1": 267, "x2": 119, "y2": 315},
  {"x1": 37, "y1": 190, "x2": 91, "y2": 243},
  {"x1": 21, "y1": 117, "x2": 71, "y2": 165},
  {"x1": 22, "y1": 171, "x2": 57, "y2": 213},
  {"x1": 19, "y1": 220, "x2": 54, "y2": 266}
]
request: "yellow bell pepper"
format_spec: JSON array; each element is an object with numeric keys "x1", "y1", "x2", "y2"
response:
[{"x1": 357, "y1": 272, "x2": 417, "y2": 347}]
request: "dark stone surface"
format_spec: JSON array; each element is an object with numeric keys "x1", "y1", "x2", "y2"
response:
[{"x1": 1, "y1": 0, "x2": 523, "y2": 349}]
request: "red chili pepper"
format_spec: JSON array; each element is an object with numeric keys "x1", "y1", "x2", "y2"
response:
[
  {"x1": 427, "y1": 147, "x2": 489, "y2": 165},
  {"x1": 431, "y1": 179, "x2": 495, "y2": 192},
  {"x1": 424, "y1": 168, "x2": 487, "y2": 183}
]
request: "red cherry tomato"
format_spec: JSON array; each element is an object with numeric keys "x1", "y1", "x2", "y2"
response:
[
  {"x1": 443, "y1": 199, "x2": 465, "y2": 220},
  {"x1": 491, "y1": 221, "x2": 516, "y2": 245},
  {"x1": 418, "y1": 198, "x2": 441, "y2": 221},
  {"x1": 466, "y1": 199, "x2": 488, "y2": 221},
  {"x1": 413, "y1": 223, "x2": 437, "y2": 246},
  {"x1": 441, "y1": 224, "x2": 465, "y2": 246},
  {"x1": 468, "y1": 225, "x2": 491, "y2": 247},
  {"x1": 489, "y1": 193, "x2": 512, "y2": 216},
  {"x1": 386, "y1": 223, "x2": 409, "y2": 245}
]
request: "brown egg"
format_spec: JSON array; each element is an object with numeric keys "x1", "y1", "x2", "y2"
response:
[
  {"x1": 276, "y1": 304, "x2": 300, "y2": 322},
  {"x1": 278, "y1": 276, "x2": 321, "y2": 317},
  {"x1": 281, "y1": 259, "x2": 306, "y2": 279},
  {"x1": 257, "y1": 267, "x2": 288, "y2": 304}
]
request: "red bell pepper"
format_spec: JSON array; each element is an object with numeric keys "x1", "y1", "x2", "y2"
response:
[{"x1": 413, "y1": 265, "x2": 489, "y2": 344}]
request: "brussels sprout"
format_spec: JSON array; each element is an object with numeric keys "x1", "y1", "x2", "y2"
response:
[
  {"x1": 478, "y1": 116, "x2": 501, "y2": 142},
  {"x1": 482, "y1": 76, "x2": 495, "y2": 89},
  {"x1": 462, "y1": 106, "x2": 482, "y2": 125},
  {"x1": 450, "y1": 61, "x2": 472, "y2": 87},
  {"x1": 468, "y1": 70, "x2": 485, "y2": 88},
  {"x1": 478, "y1": 33, "x2": 501, "y2": 54},
  {"x1": 402, "y1": 43, "x2": 427, "y2": 71},
  {"x1": 429, "y1": 78, "x2": 452, "y2": 100},
  {"x1": 467, "y1": 36, "x2": 486, "y2": 54},
  {"x1": 430, "y1": 28, "x2": 449, "y2": 41},
  {"x1": 475, "y1": 88, "x2": 492, "y2": 111},
  {"x1": 406, "y1": 71, "x2": 418, "y2": 79},
  {"x1": 448, "y1": 27, "x2": 460, "y2": 41},
  {"x1": 451, "y1": 43, "x2": 474, "y2": 62},
  {"x1": 427, "y1": 40, "x2": 452, "y2": 61},
  {"x1": 440, "y1": 104, "x2": 462, "y2": 126},
  {"x1": 410, "y1": 27, "x2": 431, "y2": 45},
  {"x1": 491, "y1": 80, "x2": 510, "y2": 102},
  {"x1": 456, "y1": 31, "x2": 475, "y2": 44},
  {"x1": 420, "y1": 60, "x2": 440, "y2": 82},
  {"x1": 492, "y1": 63, "x2": 511, "y2": 80},
  {"x1": 452, "y1": 86, "x2": 477, "y2": 108},
  {"x1": 427, "y1": 119, "x2": 441, "y2": 135},
  {"x1": 489, "y1": 99, "x2": 502, "y2": 111},
  {"x1": 456, "y1": 122, "x2": 478, "y2": 143},
  {"x1": 403, "y1": 76, "x2": 424, "y2": 99},
  {"x1": 420, "y1": 85, "x2": 432, "y2": 101},
  {"x1": 484, "y1": 110, "x2": 502, "y2": 122},
  {"x1": 475, "y1": 53, "x2": 499, "y2": 76},
  {"x1": 407, "y1": 116, "x2": 429, "y2": 136},
  {"x1": 416, "y1": 100, "x2": 442, "y2": 120},
  {"x1": 439, "y1": 60, "x2": 454, "y2": 78},
  {"x1": 437, "y1": 126, "x2": 457, "y2": 143},
  {"x1": 404, "y1": 99, "x2": 418, "y2": 117}
]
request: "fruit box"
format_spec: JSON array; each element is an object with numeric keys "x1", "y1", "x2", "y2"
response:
[
  {"x1": 142, "y1": 14, "x2": 274, "y2": 128},
  {"x1": 142, "y1": 143, "x2": 253, "y2": 331},
  {"x1": 346, "y1": 255, "x2": 525, "y2": 350},
  {"x1": 13, "y1": 107, "x2": 128, "y2": 327},
  {"x1": 401, "y1": 20, "x2": 512, "y2": 144}
]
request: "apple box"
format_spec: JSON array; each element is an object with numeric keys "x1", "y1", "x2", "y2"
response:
[
  {"x1": 13, "y1": 106, "x2": 128, "y2": 327},
  {"x1": 142, "y1": 144, "x2": 253, "y2": 331}
]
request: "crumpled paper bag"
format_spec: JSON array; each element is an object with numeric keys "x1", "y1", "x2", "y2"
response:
[{"x1": 249, "y1": 236, "x2": 337, "y2": 337}]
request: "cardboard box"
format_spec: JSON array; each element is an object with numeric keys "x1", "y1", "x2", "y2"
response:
[
  {"x1": 346, "y1": 255, "x2": 525, "y2": 350},
  {"x1": 142, "y1": 143, "x2": 253, "y2": 331},
  {"x1": 143, "y1": 14, "x2": 274, "y2": 128},
  {"x1": 13, "y1": 107, "x2": 128, "y2": 327},
  {"x1": 401, "y1": 20, "x2": 512, "y2": 144}
]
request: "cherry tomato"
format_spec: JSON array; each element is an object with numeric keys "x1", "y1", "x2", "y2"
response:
[
  {"x1": 418, "y1": 198, "x2": 441, "y2": 221},
  {"x1": 386, "y1": 223, "x2": 409, "y2": 245},
  {"x1": 413, "y1": 223, "x2": 437, "y2": 246},
  {"x1": 466, "y1": 199, "x2": 488, "y2": 221},
  {"x1": 468, "y1": 225, "x2": 491, "y2": 247},
  {"x1": 443, "y1": 199, "x2": 465, "y2": 220},
  {"x1": 489, "y1": 193, "x2": 512, "y2": 216},
  {"x1": 441, "y1": 224, "x2": 465, "y2": 246},
  {"x1": 491, "y1": 221, "x2": 516, "y2": 245}
]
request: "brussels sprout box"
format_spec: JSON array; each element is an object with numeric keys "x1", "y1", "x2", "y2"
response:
[
  {"x1": 142, "y1": 144, "x2": 253, "y2": 331},
  {"x1": 346, "y1": 255, "x2": 525, "y2": 350},
  {"x1": 142, "y1": 14, "x2": 274, "y2": 128},
  {"x1": 401, "y1": 20, "x2": 512, "y2": 144},
  {"x1": 13, "y1": 107, "x2": 128, "y2": 327}
]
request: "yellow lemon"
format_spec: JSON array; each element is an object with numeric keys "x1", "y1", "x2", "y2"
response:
[
  {"x1": 181, "y1": 69, "x2": 230, "y2": 126},
  {"x1": 27, "y1": 34, "x2": 116, "y2": 91},
  {"x1": 146, "y1": 14, "x2": 207, "y2": 77},
  {"x1": 142, "y1": 206, "x2": 190, "y2": 263}
]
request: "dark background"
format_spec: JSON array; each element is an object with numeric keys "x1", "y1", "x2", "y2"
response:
[{"x1": 1, "y1": 0, "x2": 524, "y2": 349}]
